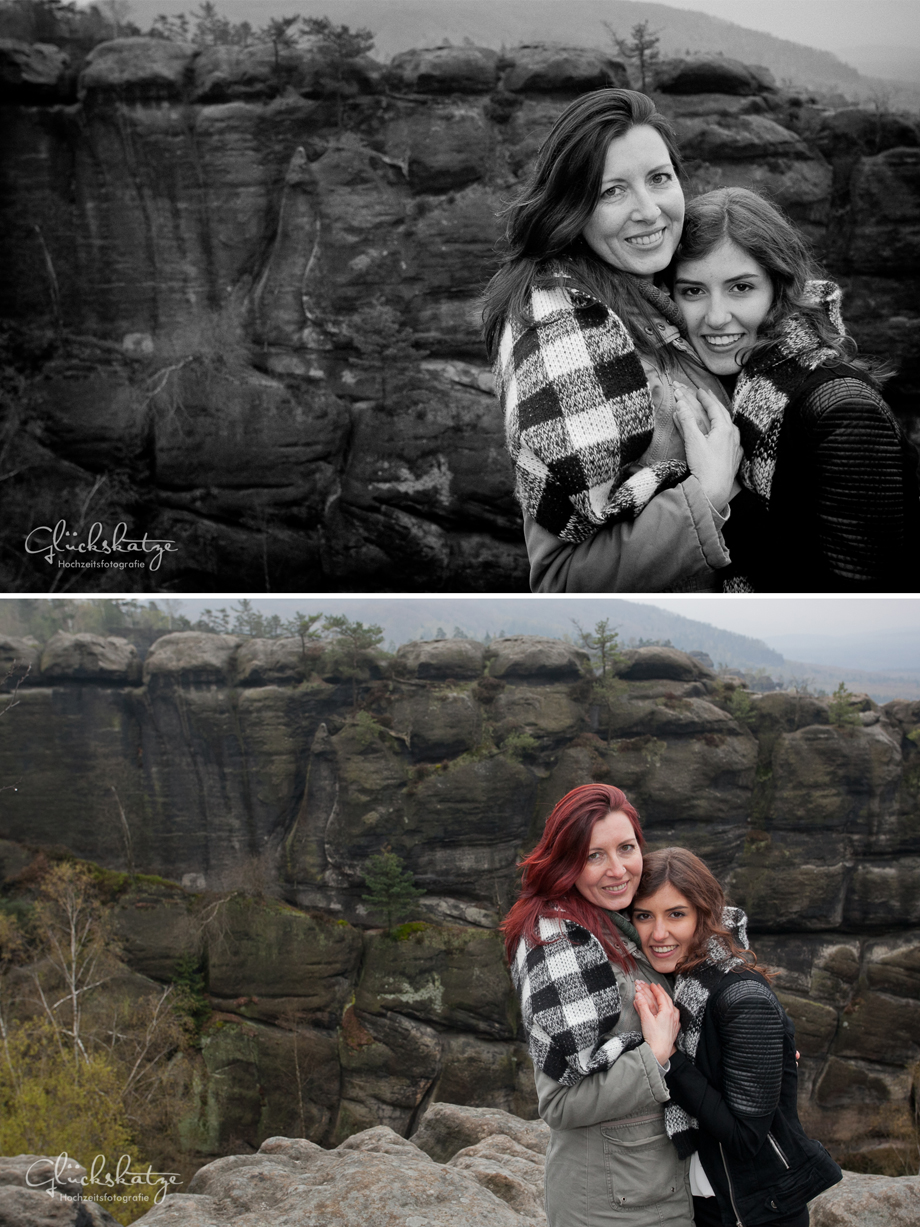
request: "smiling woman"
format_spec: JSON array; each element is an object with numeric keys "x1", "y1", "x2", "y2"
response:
[
  {"x1": 482, "y1": 89, "x2": 742, "y2": 594},
  {"x1": 671, "y1": 187, "x2": 920, "y2": 591}
]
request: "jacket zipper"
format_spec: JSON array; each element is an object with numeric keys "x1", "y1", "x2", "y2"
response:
[
  {"x1": 719, "y1": 1142, "x2": 744, "y2": 1227},
  {"x1": 767, "y1": 1131, "x2": 790, "y2": 1169}
]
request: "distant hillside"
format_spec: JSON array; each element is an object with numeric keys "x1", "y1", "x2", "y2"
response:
[
  {"x1": 123, "y1": 0, "x2": 916, "y2": 104},
  {"x1": 178, "y1": 597, "x2": 786, "y2": 670}
]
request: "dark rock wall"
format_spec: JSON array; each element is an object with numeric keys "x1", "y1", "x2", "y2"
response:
[
  {"x1": 1, "y1": 40, "x2": 918, "y2": 590},
  {"x1": 0, "y1": 631, "x2": 918, "y2": 1164}
]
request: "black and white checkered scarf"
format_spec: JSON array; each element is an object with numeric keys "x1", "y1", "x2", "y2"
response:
[
  {"x1": 732, "y1": 281, "x2": 845, "y2": 508},
  {"x1": 664, "y1": 906, "x2": 749, "y2": 1158},
  {"x1": 495, "y1": 271, "x2": 694, "y2": 545},
  {"x1": 510, "y1": 914, "x2": 644, "y2": 1086}
]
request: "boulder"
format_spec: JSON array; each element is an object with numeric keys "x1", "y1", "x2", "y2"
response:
[
  {"x1": 486, "y1": 637, "x2": 588, "y2": 681},
  {"x1": 139, "y1": 1125, "x2": 531, "y2": 1225},
  {"x1": 810, "y1": 1171, "x2": 920, "y2": 1226},
  {"x1": 814, "y1": 108, "x2": 920, "y2": 157},
  {"x1": 0, "y1": 636, "x2": 41, "y2": 682},
  {"x1": 672, "y1": 114, "x2": 812, "y2": 162},
  {"x1": 491, "y1": 683, "x2": 586, "y2": 745},
  {"x1": 196, "y1": 1018, "x2": 341, "y2": 1151},
  {"x1": 78, "y1": 37, "x2": 196, "y2": 102},
  {"x1": 0, "y1": 1154, "x2": 86, "y2": 1198},
  {"x1": 615, "y1": 646, "x2": 714, "y2": 681},
  {"x1": 192, "y1": 45, "x2": 328, "y2": 102},
  {"x1": 388, "y1": 689, "x2": 483, "y2": 759},
  {"x1": 0, "y1": 1185, "x2": 120, "y2": 1223},
  {"x1": 113, "y1": 882, "x2": 200, "y2": 979},
  {"x1": 387, "y1": 46, "x2": 500, "y2": 94},
  {"x1": 356, "y1": 925, "x2": 513, "y2": 1038},
  {"x1": 654, "y1": 55, "x2": 776, "y2": 95},
  {"x1": 234, "y1": 638, "x2": 320, "y2": 686},
  {"x1": 206, "y1": 899, "x2": 363, "y2": 1026},
  {"x1": 448, "y1": 1134, "x2": 546, "y2": 1220},
  {"x1": 335, "y1": 1009, "x2": 441, "y2": 1139},
  {"x1": 433, "y1": 1033, "x2": 536, "y2": 1119},
  {"x1": 501, "y1": 44, "x2": 628, "y2": 94},
  {"x1": 39, "y1": 632, "x2": 140, "y2": 684},
  {"x1": 143, "y1": 632, "x2": 242, "y2": 687},
  {"x1": 393, "y1": 639, "x2": 486, "y2": 680},
  {"x1": 411, "y1": 1101, "x2": 550, "y2": 1164},
  {"x1": 0, "y1": 38, "x2": 72, "y2": 104}
]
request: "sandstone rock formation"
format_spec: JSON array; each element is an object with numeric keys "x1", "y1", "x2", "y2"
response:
[
  {"x1": 3, "y1": 1106, "x2": 909, "y2": 1227},
  {"x1": 1, "y1": 39, "x2": 917, "y2": 590},
  {"x1": 0, "y1": 634, "x2": 918, "y2": 1171}
]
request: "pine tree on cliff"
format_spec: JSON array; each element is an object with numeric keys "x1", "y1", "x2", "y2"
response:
[
  {"x1": 604, "y1": 20, "x2": 662, "y2": 92},
  {"x1": 322, "y1": 614, "x2": 384, "y2": 710},
  {"x1": 361, "y1": 851, "x2": 424, "y2": 933}
]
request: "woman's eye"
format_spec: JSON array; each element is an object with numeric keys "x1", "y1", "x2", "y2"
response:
[
  {"x1": 586, "y1": 851, "x2": 602, "y2": 861},
  {"x1": 676, "y1": 286, "x2": 703, "y2": 299},
  {"x1": 601, "y1": 184, "x2": 625, "y2": 200},
  {"x1": 732, "y1": 282, "x2": 754, "y2": 293},
  {"x1": 620, "y1": 844, "x2": 635, "y2": 853},
  {"x1": 633, "y1": 912, "x2": 650, "y2": 922},
  {"x1": 650, "y1": 171, "x2": 673, "y2": 186}
]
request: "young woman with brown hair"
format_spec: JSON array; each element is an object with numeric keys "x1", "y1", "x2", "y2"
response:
[{"x1": 630, "y1": 848, "x2": 841, "y2": 1227}]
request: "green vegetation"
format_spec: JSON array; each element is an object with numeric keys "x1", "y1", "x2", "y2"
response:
[
  {"x1": 0, "y1": 862, "x2": 198, "y2": 1224},
  {"x1": 828, "y1": 681, "x2": 861, "y2": 728},
  {"x1": 361, "y1": 851, "x2": 424, "y2": 933},
  {"x1": 322, "y1": 614, "x2": 385, "y2": 710},
  {"x1": 572, "y1": 618, "x2": 627, "y2": 742},
  {"x1": 501, "y1": 729, "x2": 539, "y2": 761},
  {"x1": 729, "y1": 687, "x2": 757, "y2": 727}
]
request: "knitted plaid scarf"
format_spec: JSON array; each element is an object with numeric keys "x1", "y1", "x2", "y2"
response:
[
  {"x1": 510, "y1": 912, "x2": 644, "y2": 1087},
  {"x1": 732, "y1": 281, "x2": 845, "y2": 508},
  {"x1": 664, "y1": 906, "x2": 749, "y2": 1158},
  {"x1": 495, "y1": 268, "x2": 696, "y2": 544}
]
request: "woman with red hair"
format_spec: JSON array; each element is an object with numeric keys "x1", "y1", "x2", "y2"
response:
[{"x1": 502, "y1": 783, "x2": 691, "y2": 1227}]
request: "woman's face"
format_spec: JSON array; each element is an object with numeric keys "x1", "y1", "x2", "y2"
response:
[
  {"x1": 573, "y1": 810, "x2": 643, "y2": 911},
  {"x1": 632, "y1": 884, "x2": 698, "y2": 973},
  {"x1": 673, "y1": 237, "x2": 775, "y2": 376},
  {"x1": 581, "y1": 125, "x2": 685, "y2": 278}
]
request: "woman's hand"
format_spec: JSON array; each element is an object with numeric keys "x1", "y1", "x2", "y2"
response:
[
  {"x1": 634, "y1": 981, "x2": 680, "y2": 1065},
  {"x1": 673, "y1": 383, "x2": 743, "y2": 511}
]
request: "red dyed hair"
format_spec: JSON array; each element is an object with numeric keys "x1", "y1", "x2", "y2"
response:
[{"x1": 501, "y1": 784, "x2": 645, "y2": 970}]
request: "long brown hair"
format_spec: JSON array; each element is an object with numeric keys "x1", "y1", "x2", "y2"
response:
[
  {"x1": 633, "y1": 847, "x2": 763, "y2": 976},
  {"x1": 501, "y1": 783, "x2": 645, "y2": 972},
  {"x1": 482, "y1": 89, "x2": 684, "y2": 362},
  {"x1": 673, "y1": 186, "x2": 868, "y2": 374}
]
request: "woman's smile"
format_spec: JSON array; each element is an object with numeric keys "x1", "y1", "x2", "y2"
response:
[
  {"x1": 581, "y1": 124, "x2": 685, "y2": 278},
  {"x1": 632, "y1": 884, "x2": 699, "y2": 973},
  {"x1": 673, "y1": 237, "x2": 774, "y2": 375},
  {"x1": 573, "y1": 809, "x2": 643, "y2": 911}
]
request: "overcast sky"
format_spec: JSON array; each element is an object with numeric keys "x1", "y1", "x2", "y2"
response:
[
  {"x1": 629, "y1": 596, "x2": 920, "y2": 641},
  {"x1": 632, "y1": 0, "x2": 920, "y2": 53}
]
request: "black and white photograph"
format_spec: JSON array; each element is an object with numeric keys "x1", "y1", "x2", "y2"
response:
[{"x1": 1, "y1": 0, "x2": 918, "y2": 592}]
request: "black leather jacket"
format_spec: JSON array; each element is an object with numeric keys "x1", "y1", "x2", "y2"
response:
[
  {"x1": 724, "y1": 363, "x2": 920, "y2": 592},
  {"x1": 665, "y1": 969, "x2": 841, "y2": 1227}
]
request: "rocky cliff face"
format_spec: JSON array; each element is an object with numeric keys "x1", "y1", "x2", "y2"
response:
[
  {"x1": 1, "y1": 41, "x2": 918, "y2": 590},
  {"x1": 0, "y1": 631, "x2": 918, "y2": 1169}
]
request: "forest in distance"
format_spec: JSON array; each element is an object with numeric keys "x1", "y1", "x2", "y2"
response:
[{"x1": 3, "y1": 597, "x2": 920, "y2": 703}]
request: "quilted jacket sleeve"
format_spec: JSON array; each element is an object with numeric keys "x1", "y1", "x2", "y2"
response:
[
  {"x1": 664, "y1": 978, "x2": 787, "y2": 1159},
  {"x1": 803, "y1": 377, "x2": 920, "y2": 587}
]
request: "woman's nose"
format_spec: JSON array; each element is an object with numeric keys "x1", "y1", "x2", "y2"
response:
[
  {"x1": 630, "y1": 187, "x2": 661, "y2": 223},
  {"x1": 605, "y1": 855, "x2": 624, "y2": 877},
  {"x1": 704, "y1": 295, "x2": 732, "y2": 328},
  {"x1": 651, "y1": 919, "x2": 669, "y2": 940}
]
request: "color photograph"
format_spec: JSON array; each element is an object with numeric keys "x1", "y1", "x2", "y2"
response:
[{"x1": 0, "y1": 592, "x2": 916, "y2": 1225}]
